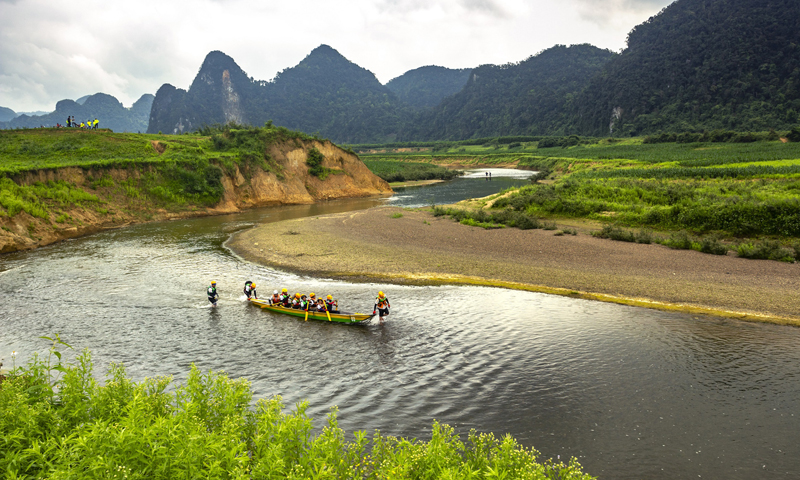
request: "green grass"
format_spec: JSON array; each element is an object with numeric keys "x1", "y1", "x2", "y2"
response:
[
  {"x1": 0, "y1": 336, "x2": 595, "y2": 480},
  {"x1": 0, "y1": 125, "x2": 322, "y2": 218},
  {"x1": 362, "y1": 159, "x2": 463, "y2": 182}
]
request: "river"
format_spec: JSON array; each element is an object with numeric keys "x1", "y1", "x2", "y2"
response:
[{"x1": 1, "y1": 170, "x2": 799, "y2": 479}]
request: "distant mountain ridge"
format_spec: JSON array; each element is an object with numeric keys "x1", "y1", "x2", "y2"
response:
[
  {"x1": 148, "y1": 46, "x2": 408, "y2": 143},
  {"x1": 1, "y1": 93, "x2": 154, "y2": 133},
  {"x1": 573, "y1": 0, "x2": 800, "y2": 135},
  {"x1": 385, "y1": 66, "x2": 471, "y2": 109},
  {"x1": 401, "y1": 44, "x2": 615, "y2": 140},
  {"x1": 147, "y1": 0, "x2": 800, "y2": 141}
]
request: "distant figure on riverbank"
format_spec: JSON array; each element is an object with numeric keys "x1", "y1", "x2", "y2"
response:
[
  {"x1": 207, "y1": 281, "x2": 219, "y2": 307},
  {"x1": 374, "y1": 291, "x2": 390, "y2": 322}
]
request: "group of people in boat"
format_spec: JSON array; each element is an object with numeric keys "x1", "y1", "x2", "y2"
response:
[
  {"x1": 206, "y1": 280, "x2": 390, "y2": 320},
  {"x1": 243, "y1": 281, "x2": 340, "y2": 313}
]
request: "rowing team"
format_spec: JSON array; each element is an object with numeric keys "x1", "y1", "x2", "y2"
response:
[
  {"x1": 208, "y1": 280, "x2": 391, "y2": 319},
  {"x1": 268, "y1": 288, "x2": 341, "y2": 313}
]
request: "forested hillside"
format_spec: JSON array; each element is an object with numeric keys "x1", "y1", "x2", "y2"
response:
[
  {"x1": 385, "y1": 66, "x2": 471, "y2": 109},
  {"x1": 573, "y1": 0, "x2": 800, "y2": 136},
  {"x1": 1, "y1": 93, "x2": 154, "y2": 133},
  {"x1": 147, "y1": 0, "x2": 800, "y2": 141},
  {"x1": 400, "y1": 45, "x2": 615, "y2": 140},
  {"x1": 148, "y1": 47, "x2": 408, "y2": 143}
]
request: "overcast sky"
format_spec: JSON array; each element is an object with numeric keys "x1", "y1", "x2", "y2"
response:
[{"x1": 0, "y1": 0, "x2": 673, "y2": 112}]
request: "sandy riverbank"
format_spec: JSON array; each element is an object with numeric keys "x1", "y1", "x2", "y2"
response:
[{"x1": 227, "y1": 206, "x2": 800, "y2": 326}]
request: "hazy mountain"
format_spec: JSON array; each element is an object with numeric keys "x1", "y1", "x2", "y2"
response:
[
  {"x1": 401, "y1": 44, "x2": 615, "y2": 140},
  {"x1": 385, "y1": 66, "x2": 471, "y2": 109},
  {"x1": 0, "y1": 106, "x2": 16, "y2": 122},
  {"x1": 1, "y1": 93, "x2": 154, "y2": 132},
  {"x1": 75, "y1": 95, "x2": 91, "y2": 105},
  {"x1": 573, "y1": 0, "x2": 800, "y2": 136},
  {"x1": 148, "y1": 46, "x2": 406, "y2": 142}
]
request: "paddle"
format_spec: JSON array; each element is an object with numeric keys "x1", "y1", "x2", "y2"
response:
[
  {"x1": 304, "y1": 302, "x2": 309, "y2": 322},
  {"x1": 324, "y1": 303, "x2": 332, "y2": 322}
]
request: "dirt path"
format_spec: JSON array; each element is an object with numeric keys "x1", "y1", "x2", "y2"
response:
[{"x1": 227, "y1": 206, "x2": 800, "y2": 326}]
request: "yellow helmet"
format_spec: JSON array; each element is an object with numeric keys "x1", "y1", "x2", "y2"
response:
[
  {"x1": 282, "y1": 288, "x2": 287, "y2": 293},
  {"x1": 251, "y1": 283, "x2": 256, "y2": 288},
  {"x1": 211, "y1": 281, "x2": 216, "y2": 285},
  {"x1": 310, "y1": 293, "x2": 316, "y2": 297},
  {"x1": 378, "y1": 291, "x2": 384, "y2": 297},
  {"x1": 295, "y1": 293, "x2": 300, "y2": 298},
  {"x1": 327, "y1": 295, "x2": 332, "y2": 300}
]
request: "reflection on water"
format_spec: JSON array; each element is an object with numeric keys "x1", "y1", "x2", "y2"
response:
[{"x1": 2, "y1": 172, "x2": 800, "y2": 480}]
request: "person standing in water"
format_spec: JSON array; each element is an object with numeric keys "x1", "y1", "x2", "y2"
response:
[
  {"x1": 243, "y1": 281, "x2": 257, "y2": 300},
  {"x1": 373, "y1": 291, "x2": 390, "y2": 322},
  {"x1": 207, "y1": 281, "x2": 219, "y2": 307}
]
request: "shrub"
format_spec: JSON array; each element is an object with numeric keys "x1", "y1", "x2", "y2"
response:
[
  {"x1": 0, "y1": 338, "x2": 596, "y2": 480},
  {"x1": 700, "y1": 237, "x2": 729, "y2": 255},
  {"x1": 736, "y1": 240, "x2": 795, "y2": 262},
  {"x1": 663, "y1": 232, "x2": 695, "y2": 250},
  {"x1": 593, "y1": 225, "x2": 635, "y2": 242}
]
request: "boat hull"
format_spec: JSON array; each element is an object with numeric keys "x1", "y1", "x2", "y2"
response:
[{"x1": 249, "y1": 299, "x2": 374, "y2": 324}]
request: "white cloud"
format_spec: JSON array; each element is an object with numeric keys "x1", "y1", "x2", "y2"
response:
[{"x1": 0, "y1": 0, "x2": 672, "y2": 112}]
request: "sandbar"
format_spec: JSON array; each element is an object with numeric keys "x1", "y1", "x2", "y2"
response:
[{"x1": 227, "y1": 206, "x2": 800, "y2": 326}]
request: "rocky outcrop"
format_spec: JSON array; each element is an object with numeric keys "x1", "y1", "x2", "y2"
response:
[{"x1": 0, "y1": 141, "x2": 391, "y2": 253}]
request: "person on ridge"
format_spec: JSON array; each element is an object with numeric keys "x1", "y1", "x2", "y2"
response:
[
  {"x1": 270, "y1": 290, "x2": 281, "y2": 305},
  {"x1": 93, "y1": 118, "x2": 99, "y2": 130},
  {"x1": 373, "y1": 291, "x2": 390, "y2": 322},
  {"x1": 325, "y1": 295, "x2": 339, "y2": 313},
  {"x1": 243, "y1": 281, "x2": 257, "y2": 300},
  {"x1": 207, "y1": 281, "x2": 219, "y2": 307},
  {"x1": 66, "y1": 116, "x2": 71, "y2": 128}
]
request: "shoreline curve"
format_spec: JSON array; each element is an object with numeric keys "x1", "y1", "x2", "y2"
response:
[{"x1": 227, "y1": 206, "x2": 800, "y2": 327}]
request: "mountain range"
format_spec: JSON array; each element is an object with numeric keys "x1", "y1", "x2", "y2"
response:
[{"x1": 0, "y1": 93, "x2": 154, "y2": 133}]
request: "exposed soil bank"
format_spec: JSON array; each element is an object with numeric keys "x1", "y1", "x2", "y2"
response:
[
  {"x1": 228, "y1": 207, "x2": 800, "y2": 326},
  {"x1": 0, "y1": 140, "x2": 392, "y2": 253}
]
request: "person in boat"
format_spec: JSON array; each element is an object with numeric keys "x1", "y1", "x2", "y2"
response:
[
  {"x1": 270, "y1": 290, "x2": 281, "y2": 305},
  {"x1": 207, "y1": 281, "x2": 219, "y2": 307},
  {"x1": 243, "y1": 281, "x2": 257, "y2": 300},
  {"x1": 300, "y1": 295, "x2": 310, "y2": 310},
  {"x1": 325, "y1": 295, "x2": 339, "y2": 313},
  {"x1": 291, "y1": 293, "x2": 302, "y2": 309},
  {"x1": 373, "y1": 291, "x2": 390, "y2": 321},
  {"x1": 308, "y1": 293, "x2": 318, "y2": 307},
  {"x1": 280, "y1": 289, "x2": 291, "y2": 307},
  {"x1": 315, "y1": 299, "x2": 327, "y2": 312}
]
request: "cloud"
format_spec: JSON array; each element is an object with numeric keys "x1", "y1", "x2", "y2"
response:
[
  {"x1": 571, "y1": 0, "x2": 674, "y2": 29},
  {"x1": 0, "y1": 0, "x2": 670, "y2": 112}
]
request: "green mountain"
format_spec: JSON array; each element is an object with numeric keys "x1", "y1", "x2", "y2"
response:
[
  {"x1": 400, "y1": 44, "x2": 615, "y2": 140},
  {"x1": 0, "y1": 106, "x2": 16, "y2": 122},
  {"x1": 385, "y1": 66, "x2": 471, "y2": 109},
  {"x1": 573, "y1": 0, "x2": 800, "y2": 136},
  {"x1": 148, "y1": 46, "x2": 407, "y2": 143},
  {"x1": 1, "y1": 93, "x2": 154, "y2": 132}
]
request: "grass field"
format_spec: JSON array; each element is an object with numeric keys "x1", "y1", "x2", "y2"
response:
[
  {"x1": 357, "y1": 135, "x2": 800, "y2": 261},
  {"x1": 0, "y1": 125, "x2": 316, "y2": 222}
]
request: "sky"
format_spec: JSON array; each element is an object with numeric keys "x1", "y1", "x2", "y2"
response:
[{"x1": 0, "y1": 0, "x2": 673, "y2": 113}]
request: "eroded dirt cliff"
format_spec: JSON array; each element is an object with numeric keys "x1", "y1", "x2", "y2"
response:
[{"x1": 0, "y1": 140, "x2": 391, "y2": 253}]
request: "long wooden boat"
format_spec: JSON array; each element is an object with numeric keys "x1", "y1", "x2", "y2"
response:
[{"x1": 249, "y1": 299, "x2": 375, "y2": 324}]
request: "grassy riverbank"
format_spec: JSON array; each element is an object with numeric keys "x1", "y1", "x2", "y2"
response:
[
  {"x1": 0, "y1": 336, "x2": 594, "y2": 479},
  {"x1": 359, "y1": 135, "x2": 800, "y2": 261},
  {"x1": 0, "y1": 125, "x2": 390, "y2": 253}
]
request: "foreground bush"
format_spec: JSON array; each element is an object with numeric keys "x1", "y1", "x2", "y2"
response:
[{"x1": 0, "y1": 336, "x2": 594, "y2": 480}]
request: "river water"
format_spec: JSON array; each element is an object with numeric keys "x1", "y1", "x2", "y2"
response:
[{"x1": 1, "y1": 170, "x2": 799, "y2": 479}]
